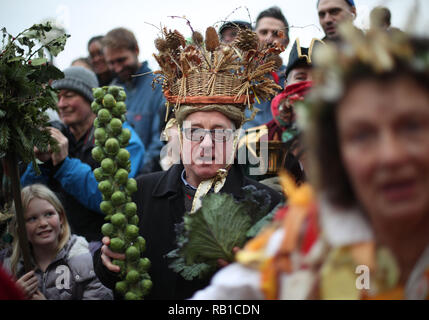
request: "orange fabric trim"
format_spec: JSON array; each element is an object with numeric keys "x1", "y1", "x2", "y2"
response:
[
  {"x1": 163, "y1": 90, "x2": 254, "y2": 105},
  {"x1": 280, "y1": 206, "x2": 309, "y2": 253},
  {"x1": 260, "y1": 257, "x2": 279, "y2": 300}
]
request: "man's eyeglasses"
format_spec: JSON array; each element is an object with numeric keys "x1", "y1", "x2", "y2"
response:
[{"x1": 182, "y1": 128, "x2": 234, "y2": 142}]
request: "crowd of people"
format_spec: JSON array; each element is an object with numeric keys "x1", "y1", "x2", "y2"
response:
[{"x1": 1, "y1": 0, "x2": 428, "y2": 301}]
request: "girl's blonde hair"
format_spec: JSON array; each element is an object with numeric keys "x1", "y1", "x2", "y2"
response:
[{"x1": 10, "y1": 184, "x2": 71, "y2": 275}]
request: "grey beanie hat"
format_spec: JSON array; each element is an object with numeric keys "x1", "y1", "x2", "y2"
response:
[{"x1": 52, "y1": 66, "x2": 99, "y2": 102}]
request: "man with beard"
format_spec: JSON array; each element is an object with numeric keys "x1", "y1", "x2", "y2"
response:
[{"x1": 102, "y1": 28, "x2": 165, "y2": 170}]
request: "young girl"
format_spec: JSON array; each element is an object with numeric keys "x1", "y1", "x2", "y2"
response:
[{"x1": 2, "y1": 184, "x2": 113, "y2": 300}]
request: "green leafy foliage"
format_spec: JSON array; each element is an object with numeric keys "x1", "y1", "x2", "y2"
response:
[
  {"x1": 0, "y1": 22, "x2": 69, "y2": 171},
  {"x1": 167, "y1": 185, "x2": 272, "y2": 280},
  {"x1": 92, "y1": 86, "x2": 151, "y2": 300}
]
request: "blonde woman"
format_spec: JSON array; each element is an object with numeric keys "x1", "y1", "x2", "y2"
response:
[{"x1": 2, "y1": 184, "x2": 113, "y2": 300}]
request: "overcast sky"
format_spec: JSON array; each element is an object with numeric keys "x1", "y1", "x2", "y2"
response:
[{"x1": 1, "y1": 0, "x2": 428, "y2": 71}]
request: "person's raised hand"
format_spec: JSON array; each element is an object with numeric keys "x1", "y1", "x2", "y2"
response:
[
  {"x1": 33, "y1": 146, "x2": 51, "y2": 163},
  {"x1": 47, "y1": 127, "x2": 69, "y2": 166},
  {"x1": 100, "y1": 236, "x2": 125, "y2": 273}
]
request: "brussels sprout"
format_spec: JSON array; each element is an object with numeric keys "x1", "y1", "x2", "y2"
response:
[
  {"x1": 101, "y1": 223, "x2": 115, "y2": 237},
  {"x1": 103, "y1": 94, "x2": 116, "y2": 109},
  {"x1": 101, "y1": 158, "x2": 116, "y2": 174},
  {"x1": 125, "y1": 225, "x2": 139, "y2": 241},
  {"x1": 126, "y1": 178, "x2": 138, "y2": 194},
  {"x1": 91, "y1": 101, "x2": 101, "y2": 114},
  {"x1": 140, "y1": 279, "x2": 153, "y2": 295},
  {"x1": 97, "y1": 108, "x2": 111, "y2": 124},
  {"x1": 93, "y1": 167, "x2": 104, "y2": 182},
  {"x1": 114, "y1": 168, "x2": 129, "y2": 185},
  {"x1": 128, "y1": 215, "x2": 139, "y2": 226},
  {"x1": 137, "y1": 258, "x2": 151, "y2": 273},
  {"x1": 117, "y1": 90, "x2": 127, "y2": 102},
  {"x1": 126, "y1": 270, "x2": 140, "y2": 284},
  {"x1": 124, "y1": 202, "x2": 137, "y2": 217},
  {"x1": 124, "y1": 291, "x2": 138, "y2": 300},
  {"x1": 108, "y1": 86, "x2": 120, "y2": 97},
  {"x1": 110, "y1": 237, "x2": 125, "y2": 253},
  {"x1": 94, "y1": 127, "x2": 107, "y2": 144},
  {"x1": 91, "y1": 146, "x2": 105, "y2": 163},
  {"x1": 111, "y1": 212, "x2": 126, "y2": 227},
  {"x1": 105, "y1": 138, "x2": 120, "y2": 156},
  {"x1": 116, "y1": 148, "x2": 130, "y2": 166},
  {"x1": 136, "y1": 236, "x2": 146, "y2": 252},
  {"x1": 115, "y1": 281, "x2": 128, "y2": 296},
  {"x1": 125, "y1": 245, "x2": 140, "y2": 261},
  {"x1": 109, "y1": 118, "x2": 122, "y2": 135},
  {"x1": 111, "y1": 191, "x2": 126, "y2": 206},
  {"x1": 141, "y1": 272, "x2": 151, "y2": 280},
  {"x1": 118, "y1": 129, "x2": 131, "y2": 147},
  {"x1": 93, "y1": 87, "x2": 105, "y2": 101},
  {"x1": 98, "y1": 180, "x2": 113, "y2": 195},
  {"x1": 112, "y1": 101, "x2": 127, "y2": 117},
  {"x1": 100, "y1": 201, "x2": 114, "y2": 215}
]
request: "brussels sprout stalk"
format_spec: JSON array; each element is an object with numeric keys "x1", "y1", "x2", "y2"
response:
[{"x1": 92, "y1": 86, "x2": 151, "y2": 300}]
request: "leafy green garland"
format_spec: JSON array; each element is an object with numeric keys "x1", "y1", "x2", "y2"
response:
[
  {"x1": 0, "y1": 22, "x2": 68, "y2": 272},
  {"x1": 0, "y1": 22, "x2": 69, "y2": 173}
]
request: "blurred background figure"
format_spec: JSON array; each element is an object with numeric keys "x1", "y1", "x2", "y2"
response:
[
  {"x1": 317, "y1": 0, "x2": 358, "y2": 42},
  {"x1": 370, "y1": 6, "x2": 392, "y2": 31},
  {"x1": 369, "y1": 6, "x2": 403, "y2": 35},
  {"x1": 255, "y1": 6, "x2": 290, "y2": 47},
  {"x1": 102, "y1": 27, "x2": 164, "y2": 170},
  {"x1": 71, "y1": 57, "x2": 92, "y2": 70},
  {"x1": 87, "y1": 35, "x2": 114, "y2": 86},
  {"x1": 218, "y1": 20, "x2": 252, "y2": 44},
  {"x1": 243, "y1": 6, "x2": 290, "y2": 130}
]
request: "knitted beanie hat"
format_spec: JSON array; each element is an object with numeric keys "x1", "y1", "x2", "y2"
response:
[{"x1": 52, "y1": 66, "x2": 99, "y2": 102}]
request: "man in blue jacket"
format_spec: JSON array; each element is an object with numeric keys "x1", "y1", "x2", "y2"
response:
[
  {"x1": 21, "y1": 66, "x2": 145, "y2": 243},
  {"x1": 102, "y1": 28, "x2": 165, "y2": 170}
]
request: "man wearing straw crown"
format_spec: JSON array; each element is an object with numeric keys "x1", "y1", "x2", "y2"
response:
[{"x1": 93, "y1": 25, "x2": 284, "y2": 299}]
